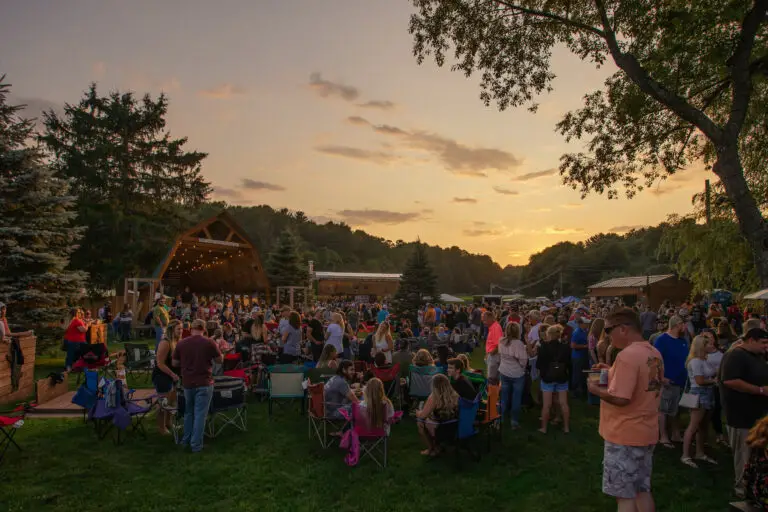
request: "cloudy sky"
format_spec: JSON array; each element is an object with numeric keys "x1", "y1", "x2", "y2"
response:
[{"x1": 1, "y1": 0, "x2": 702, "y2": 267}]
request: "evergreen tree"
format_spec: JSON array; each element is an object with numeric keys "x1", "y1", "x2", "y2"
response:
[
  {"x1": 267, "y1": 228, "x2": 309, "y2": 288},
  {"x1": 393, "y1": 241, "x2": 438, "y2": 315},
  {"x1": 40, "y1": 84, "x2": 210, "y2": 291},
  {"x1": 0, "y1": 76, "x2": 87, "y2": 328}
]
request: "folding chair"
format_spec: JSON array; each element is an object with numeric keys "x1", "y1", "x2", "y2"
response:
[
  {"x1": 123, "y1": 343, "x2": 154, "y2": 384},
  {"x1": 479, "y1": 383, "x2": 502, "y2": 451},
  {"x1": 205, "y1": 375, "x2": 247, "y2": 438},
  {"x1": 307, "y1": 366, "x2": 336, "y2": 384},
  {"x1": 454, "y1": 395, "x2": 482, "y2": 464},
  {"x1": 267, "y1": 364, "x2": 306, "y2": 417},
  {"x1": 408, "y1": 365, "x2": 441, "y2": 405},
  {"x1": 353, "y1": 360, "x2": 369, "y2": 374},
  {"x1": 341, "y1": 402, "x2": 402, "y2": 468},
  {"x1": 307, "y1": 382, "x2": 348, "y2": 449},
  {"x1": 0, "y1": 404, "x2": 29, "y2": 466},
  {"x1": 371, "y1": 363, "x2": 402, "y2": 410}
]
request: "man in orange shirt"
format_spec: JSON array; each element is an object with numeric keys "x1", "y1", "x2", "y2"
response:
[
  {"x1": 588, "y1": 308, "x2": 664, "y2": 512},
  {"x1": 483, "y1": 311, "x2": 502, "y2": 385}
]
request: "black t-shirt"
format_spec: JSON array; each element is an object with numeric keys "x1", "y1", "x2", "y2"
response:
[
  {"x1": 444, "y1": 310, "x2": 456, "y2": 329},
  {"x1": 720, "y1": 348, "x2": 768, "y2": 429},
  {"x1": 452, "y1": 376, "x2": 477, "y2": 400},
  {"x1": 308, "y1": 319, "x2": 324, "y2": 344},
  {"x1": 456, "y1": 311, "x2": 468, "y2": 324}
]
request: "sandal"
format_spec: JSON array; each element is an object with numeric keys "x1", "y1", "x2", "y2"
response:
[
  {"x1": 658, "y1": 441, "x2": 674, "y2": 449},
  {"x1": 680, "y1": 456, "x2": 698, "y2": 468},
  {"x1": 695, "y1": 455, "x2": 718, "y2": 465}
]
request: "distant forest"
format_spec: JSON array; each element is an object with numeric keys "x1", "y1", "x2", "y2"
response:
[{"x1": 190, "y1": 203, "x2": 674, "y2": 298}]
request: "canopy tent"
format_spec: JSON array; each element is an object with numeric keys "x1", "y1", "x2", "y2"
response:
[
  {"x1": 150, "y1": 211, "x2": 270, "y2": 295},
  {"x1": 558, "y1": 296, "x2": 580, "y2": 304},
  {"x1": 744, "y1": 288, "x2": 768, "y2": 300},
  {"x1": 439, "y1": 293, "x2": 465, "y2": 303},
  {"x1": 502, "y1": 294, "x2": 525, "y2": 302}
]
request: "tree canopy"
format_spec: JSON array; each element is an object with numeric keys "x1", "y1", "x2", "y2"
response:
[
  {"x1": 40, "y1": 84, "x2": 210, "y2": 292},
  {"x1": 0, "y1": 77, "x2": 87, "y2": 328},
  {"x1": 409, "y1": 0, "x2": 768, "y2": 285}
]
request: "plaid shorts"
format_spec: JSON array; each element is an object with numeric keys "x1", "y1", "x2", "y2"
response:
[
  {"x1": 658, "y1": 384, "x2": 681, "y2": 416},
  {"x1": 603, "y1": 441, "x2": 655, "y2": 499}
]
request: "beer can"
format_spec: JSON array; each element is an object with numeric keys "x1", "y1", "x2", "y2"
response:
[{"x1": 599, "y1": 368, "x2": 609, "y2": 386}]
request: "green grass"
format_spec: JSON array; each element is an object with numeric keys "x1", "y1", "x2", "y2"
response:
[{"x1": 0, "y1": 351, "x2": 734, "y2": 512}]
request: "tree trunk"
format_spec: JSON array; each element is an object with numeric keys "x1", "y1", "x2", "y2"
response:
[{"x1": 713, "y1": 145, "x2": 768, "y2": 288}]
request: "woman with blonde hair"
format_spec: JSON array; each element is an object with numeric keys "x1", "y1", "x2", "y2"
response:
[
  {"x1": 317, "y1": 344, "x2": 339, "y2": 369},
  {"x1": 744, "y1": 415, "x2": 768, "y2": 508},
  {"x1": 361, "y1": 377, "x2": 395, "y2": 433},
  {"x1": 681, "y1": 334, "x2": 719, "y2": 468},
  {"x1": 413, "y1": 348, "x2": 434, "y2": 367},
  {"x1": 457, "y1": 353, "x2": 479, "y2": 374},
  {"x1": 372, "y1": 321, "x2": 394, "y2": 364},
  {"x1": 325, "y1": 312, "x2": 345, "y2": 356},
  {"x1": 588, "y1": 318, "x2": 605, "y2": 367},
  {"x1": 152, "y1": 319, "x2": 182, "y2": 434},
  {"x1": 535, "y1": 323, "x2": 570, "y2": 434},
  {"x1": 499, "y1": 322, "x2": 528, "y2": 429},
  {"x1": 416, "y1": 373, "x2": 459, "y2": 456}
]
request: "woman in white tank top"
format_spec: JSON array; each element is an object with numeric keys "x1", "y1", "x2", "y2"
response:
[{"x1": 373, "y1": 321, "x2": 394, "y2": 364}]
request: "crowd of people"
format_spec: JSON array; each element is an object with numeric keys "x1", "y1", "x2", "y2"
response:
[{"x1": 57, "y1": 290, "x2": 768, "y2": 510}]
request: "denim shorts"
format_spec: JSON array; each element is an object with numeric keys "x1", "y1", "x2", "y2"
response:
[{"x1": 540, "y1": 381, "x2": 568, "y2": 393}]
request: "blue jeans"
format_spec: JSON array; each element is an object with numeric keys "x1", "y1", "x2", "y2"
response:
[
  {"x1": 64, "y1": 340, "x2": 82, "y2": 369},
  {"x1": 182, "y1": 385, "x2": 213, "y2": 452},
  {"x1": 571, "y1": 356, "x2": 589, "y2": 396},
  {"x1": 500, "y1": 374, "x2": 525, "y2": 425},
  {"x1": 155, "y1": 326, "x2": 164, "y2": 344}
]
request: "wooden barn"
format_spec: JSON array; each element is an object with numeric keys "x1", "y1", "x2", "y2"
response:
[
  {"x1": 314, "y1": 271, "x2": 401, "y2": 299},
  {"x1": 587, "y1": 274, "x2": 693, "y2": 310},
  {"x1": 123, "y1": 211, "x2": 270, "y2": 318}
]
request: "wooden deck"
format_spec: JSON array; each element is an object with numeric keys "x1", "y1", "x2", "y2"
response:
[{"x1": 28, "y1": 389, "x2": 156, "y2": 419}]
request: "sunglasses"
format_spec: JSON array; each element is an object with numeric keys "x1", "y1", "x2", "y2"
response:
[{"x1": 604, "y1": 323, "x2": 628, "y2": 335}]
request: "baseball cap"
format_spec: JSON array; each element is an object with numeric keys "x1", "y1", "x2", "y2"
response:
[{"x1": 744, "y1": 328, "x2": 768, "y2": 341}]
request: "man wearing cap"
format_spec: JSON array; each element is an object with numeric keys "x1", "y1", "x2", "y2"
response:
[
  {"x1": 570, "y1": 316, "x2": 590, "y2": 398},
  {"x1": 720, "y1": 327, "x2": 768, "y2": 497},
  {"x1": 653, "y1": 315, "x2": 689, "y2": 447}
]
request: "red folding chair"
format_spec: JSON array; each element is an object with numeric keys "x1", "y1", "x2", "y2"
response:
[
  {"x1": 0, "y1": 403, "x2": 30, "y2": 465},
  {"x1": 307, "y1": 382, "x2": 347, "y2": 449},
  {"x1": 370, "y1": 363, "x2": 402, "y2": 409}
]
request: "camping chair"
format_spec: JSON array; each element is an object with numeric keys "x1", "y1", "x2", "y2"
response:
[
  {"x1": 371, "y1": 363, "x2": 402, "y2": 410},
  {"x1": 408, "y1": 365, "x2": 441, "y2": 404},
  {"x1": 339, "y1": 402, "x2": 403, "y2": 468},
  {"x1": 72, "y1": 369, "x2": 100, "y2": 422},
  {"x1": 205, "y1": 375, "x2": 247, "y2": 438},
  {"x1": 307, "y1": 382, "x2": 348, "y2": 449},
  {"x1": 353, "y1": 360, "x2": 369, "y2": 374},
  {"x1": 71, "y1": 343, "x2": 113, "y2": 384},
  {"x1": 267, "y1": 364, "x2": 306, "y2": 417},
  {"x1": 463, "y1": 371, "x2": 487, "y2": 395},
  {"x1": 307, "y1": 366, "x2": 336, "y2": 384},
  {"x1": 0, "y1": 403, "x2": 30, "y2": 466},
  {"x1": 123, "y1": 343, "x2": 154, "y2": 384},
  {"x1": 479, "y1": 383, "x2": 502, "y2": 451},
  {"x1": 86, "y1": 378, "x2": 156, "y2": 445},
  {"x1": 434, "y1": 394, "x2": 482, "y2": 466}
]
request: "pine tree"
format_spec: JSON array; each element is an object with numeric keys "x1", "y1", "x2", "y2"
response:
[
  {"x1": 267, "y1": 228, "x2": 309, "y2": 288},
  {"x1": 393, "y1": 241, "x2": 438, "y2": 315},
  {"x1": 40, "y1": 84, "x2": 210, "y2": 291},
  {"x1": 0, "y1": 76, "x2": 87, "y2": 328}
]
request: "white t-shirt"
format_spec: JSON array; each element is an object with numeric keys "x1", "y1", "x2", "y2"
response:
[
  {"x1": 374, "y1": 335, "x2": 393, "y2": 364},
  {"x1": 326, "y1": 323, "x2": 344, "y2": 353},
  {"x1": 688, "y1": 358, "x2": 716, "y2": 389},
  {"x1": 706, "y1": 351, "x2": 724, "y2": 375},
  {"x1": 527, "y1": 324, "x2": 541, "y2": 344},
  {"x1": 0, "y1": 320, "x2": 6, "y2": 339}
]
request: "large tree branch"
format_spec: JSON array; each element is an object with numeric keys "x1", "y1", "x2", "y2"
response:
[
  {"x1": 492, "y1": 0, "x2": 605, "y2": 38},
  {"x1": 726, "y1": 0, "x2": 768, "y2": 140},
  {"x1": 593, "y1": 0, "x2": 724, "y2": 144}
]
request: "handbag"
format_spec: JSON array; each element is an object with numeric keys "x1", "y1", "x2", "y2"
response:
[{"x1": 678, "y1": 377, "x2": 700, "y2": 409}]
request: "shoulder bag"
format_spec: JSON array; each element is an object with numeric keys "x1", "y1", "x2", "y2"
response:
[{"x1": 678, "y1": 376, "x2": 700, "y2": 409}]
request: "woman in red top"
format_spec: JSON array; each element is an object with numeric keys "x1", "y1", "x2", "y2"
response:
[{"x1": 64, "y1": 308, "x2": 88, "y2": 370}]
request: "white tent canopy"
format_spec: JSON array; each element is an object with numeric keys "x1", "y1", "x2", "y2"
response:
[
  {"x1": 744, "y1": 288, "x2": 768, "y2": 300},
  {"x1": 440, "y1": 293, "x2": 465, "y2": 303}
]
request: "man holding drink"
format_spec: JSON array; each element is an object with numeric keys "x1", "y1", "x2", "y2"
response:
[{"x1": 587, "y1": 308, "x2": 664, "y2": 512}]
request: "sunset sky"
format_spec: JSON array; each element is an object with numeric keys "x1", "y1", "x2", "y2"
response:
[{"x1": 1, "y1": 0, "x2": 704, "y2": 267}]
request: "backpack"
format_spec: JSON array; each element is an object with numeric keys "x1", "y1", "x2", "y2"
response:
[{"x1": 546, "y1": 344, "x2": 568, "y2": 383}]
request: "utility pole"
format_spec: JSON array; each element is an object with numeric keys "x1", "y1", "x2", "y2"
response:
[{"x1": 705, "y1": 179, "x2": 712, "y2": 226}]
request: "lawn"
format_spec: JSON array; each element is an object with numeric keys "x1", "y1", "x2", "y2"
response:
[{"x1": 1, "y1": 350, "x2": 735, "y2": 512}]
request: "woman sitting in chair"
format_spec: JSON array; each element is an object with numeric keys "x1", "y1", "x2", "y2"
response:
[
  {"x1": 416, "y1": 373, "x2": 458, "y2": 456},
  {"x1": 360, "y1": 377, "x2": 395, "y2": 434},
  {"x1": 413, "y1": 349, "x2": 435, "y2": 367},
  {"x1": 317, "y1": 344, "x2": 339, "y2": 369},
  {"x1": 457, "y1": 354, "x2": 481, "y2": 375}
]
